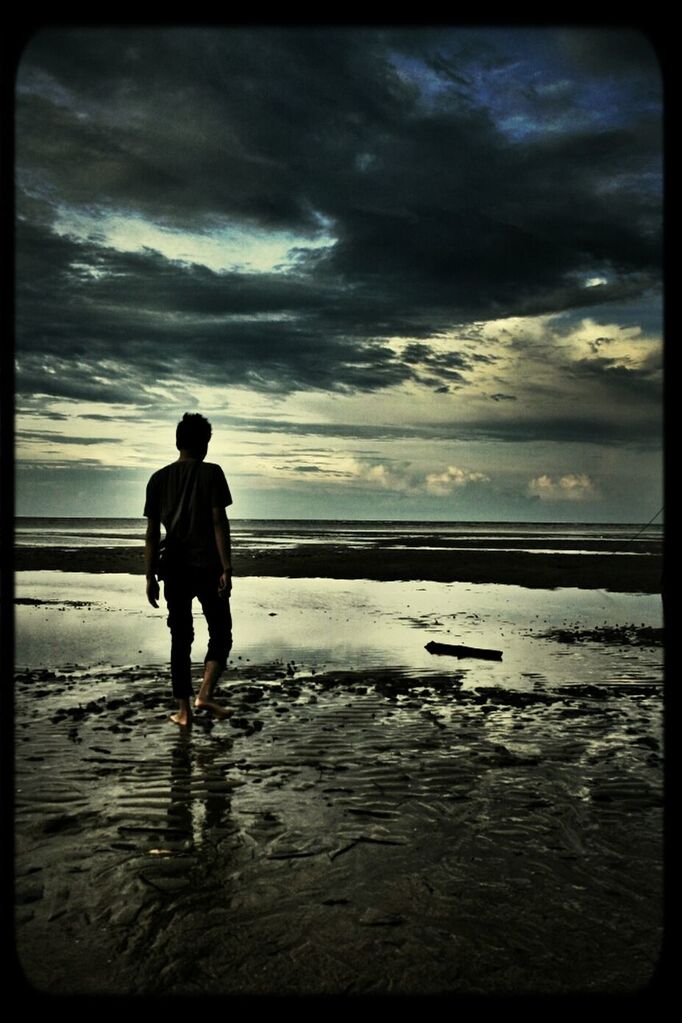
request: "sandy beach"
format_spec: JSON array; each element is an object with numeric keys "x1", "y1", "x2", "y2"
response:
[{"x1": 14, "y1": 545, "x2": 664, "y2": 997}]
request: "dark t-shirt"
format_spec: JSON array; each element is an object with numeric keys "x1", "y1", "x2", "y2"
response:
[{"x1": 144, "y1": 459, "x2": 232, "y2": 571}]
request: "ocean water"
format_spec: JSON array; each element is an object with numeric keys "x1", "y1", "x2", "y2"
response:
[{"x1": 14, "y1": 517, "x2": 663, "y2": 556}]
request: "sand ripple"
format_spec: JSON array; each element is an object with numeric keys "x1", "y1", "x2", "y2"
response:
[{"x1": 15, "y1": 663, "x2": 663, "y2": 995}]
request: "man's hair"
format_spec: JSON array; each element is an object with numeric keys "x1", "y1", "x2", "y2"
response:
[{"x1": 176, "y1": 412, "x2": 212, "y2": 452}]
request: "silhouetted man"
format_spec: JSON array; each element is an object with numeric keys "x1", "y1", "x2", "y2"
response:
[{"x1": 144, "y1": 413, "x2": 233, "y2": 726}]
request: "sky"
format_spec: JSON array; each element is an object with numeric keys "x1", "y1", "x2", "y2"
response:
[{"x1": 14, "y1": 26, "x2": 663, "y2": 521}]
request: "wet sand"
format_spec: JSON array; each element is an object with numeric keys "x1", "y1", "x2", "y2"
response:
[
  {"x1": 13, "y1": 543, "x2": 665, "y2": 996},
  {"x1": 15, "y1": 606, "x2": 664, "y2": 996},
  {"x1": 14, "y1": 541, "x2": 662, "y2": 593}
]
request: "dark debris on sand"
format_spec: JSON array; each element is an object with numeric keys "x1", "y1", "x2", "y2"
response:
[{"x1": 536, "y1": 624, "x2": 663, "y2": 647}]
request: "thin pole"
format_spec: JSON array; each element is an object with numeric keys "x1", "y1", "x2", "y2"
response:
[{"x1": 630, "y1": 505, "x2": 664, "y2": 541}]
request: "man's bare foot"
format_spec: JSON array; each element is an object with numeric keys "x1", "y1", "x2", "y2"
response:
[
  {"x1": 196, "y1": 661, "x2": 232, "y2": 719},
  {"x1": 194, "y1": 697, "x2": 233, "y2": 720},
  {"x1": 170, "y1": 711, "x2": 192, "y2": 726},
  {"x1": 170, "y1": 699, "x2": 192, "y2": 726}
]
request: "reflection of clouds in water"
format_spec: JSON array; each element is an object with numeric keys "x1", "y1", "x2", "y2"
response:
[
  {"x1": 191, "y1": 789, "x2": 208, "y2": 849},
  {"x1": 15, "y1": 573, "x2": 662, "y2": 692}
]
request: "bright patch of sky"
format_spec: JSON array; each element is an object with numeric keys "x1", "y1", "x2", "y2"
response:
[
  {"x1": 389, "y1": 53, "x2": 451, "y2": 109},
  {"x1": 391, "y1": 29, "x2": 660, "y2": 142},
  {"x1": 52, "y1": 207, "x2": 336, "y2": 273},
  {"x1": 490, "y1": 80, "x2": 634, "y2": 141},
  {"x1": 583, "y1": 277, "x2": 608, "y2": 288}
]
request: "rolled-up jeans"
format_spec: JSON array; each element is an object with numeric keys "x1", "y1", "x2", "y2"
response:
[{"x1": 163, "y1": 567, "x2": 232, "y2": 699}]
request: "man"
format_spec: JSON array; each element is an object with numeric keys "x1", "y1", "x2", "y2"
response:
[{"x1": 144, "y1": 413, "x2": 233, "y2": 726}]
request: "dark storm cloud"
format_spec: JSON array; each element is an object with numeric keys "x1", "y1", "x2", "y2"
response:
[
  {"x1": 14, "y1": 218, "x2": 468, "y2": 396},
  {"x1": 15, "y1": 351, "x2": 155, "y2": 404},
  {"x1": 17, "y1": 28, "x2": 409, "y2": 231},
  {"x1": 554, "y1": 28, "x2": 661, "y2": 82},
  {"x1": 78, "y1": 413, "x2": 136, "y2": 421},
  {"x1": 568, "y1": 356, "x2": 662, "y2": 403},
  {"x1": 210, "y1": 411, "x2": 660, "y2": 449},
  {"x1": 16, "y1": 429, "x2": 121, "y2": 445},
  {"x1": 17, "y1": 458, "x2": 112, "y2": 470},
  {"x1": 289, "y1": 465, "x2": 347, "y2": 476},
  {"x1": 19, "y1": 409, "x2": 69, "y2": 421},
  {"x1": 15, "y1": 27, "x2": 662, "y2": 403}
]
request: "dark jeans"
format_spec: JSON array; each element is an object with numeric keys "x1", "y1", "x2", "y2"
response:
[{"x1": 163, "y1": 567, "x2": 232, "y2": 699}]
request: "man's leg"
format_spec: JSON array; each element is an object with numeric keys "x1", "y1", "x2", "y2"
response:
[
  {"x1": 196, "y1": 577, "x2": 233, "y2": 718},
  {"x1": 165, "y1": 573, "x2": 195, "y2": 726}
]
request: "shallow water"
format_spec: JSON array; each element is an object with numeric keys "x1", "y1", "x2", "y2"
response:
[{"x1": 14, "y1": 572, "x2": 662, "y2": 690}]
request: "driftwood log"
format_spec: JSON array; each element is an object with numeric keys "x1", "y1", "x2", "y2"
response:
[{"x1": 425, "y1": 640, "x2": 503, "y2": 661}]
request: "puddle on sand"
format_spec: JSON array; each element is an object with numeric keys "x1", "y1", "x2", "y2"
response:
[{"x1": 14, "y1": 572, "x2": 662, "y2": 691}]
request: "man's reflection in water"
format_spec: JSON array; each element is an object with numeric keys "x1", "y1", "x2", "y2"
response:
[
  {"x1": 167, "y1": 730, "x2": 236, "y2": 855},
  {"x1": 124, "y1": 730, "x2": 241, "y2": 993}
]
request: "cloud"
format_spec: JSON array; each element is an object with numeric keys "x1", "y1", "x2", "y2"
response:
[
  {"x1": 15, "y1": 430, "x2": 121, "y2": 445},
  {"x1": 425, "y1": 465, "x2": 490, "y2": 495},
  {"x1": 210, "y1": 401, "x2": 660, "y2": 448},
  {"x1": 15, "y1": 27, "x2": 662, "y2": 408},
  {"x1": 342, "y1": 459, "x2": 418, "y2": 493},
  {"x1": 14, "y1": 219, "x2": 445, "y2": 399},
  {"x1": 315, "y1": 457, "x2": 492, "y2": 496},
  {"x1": 526, "y1": 473, "x2": 598, "y2": 502},
  {"x1": 13, "y1": 26, "x2": 663, "y2": 523},
  {"x1": 266, "y1": 454, "x2": 464, "y2": 495},
  {"x1": 554, "y1": 28, "x2": 661, "y2": 83}
]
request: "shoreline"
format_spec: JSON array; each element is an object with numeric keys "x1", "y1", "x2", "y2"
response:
[{"x1": 14, "y1": 544, "x2": 662, "y2": 593}]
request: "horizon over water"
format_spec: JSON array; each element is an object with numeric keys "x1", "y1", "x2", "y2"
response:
[{"x1": 15, "y1": 514, "x2": 664, "y2": 521}]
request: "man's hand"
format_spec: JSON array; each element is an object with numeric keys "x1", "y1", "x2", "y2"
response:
[
  {"x1": 146, "y1": 576, "x2": 160, "y2": 608},
  {"x1": 144, "y1": 518, "x2": 160, "y2": 602},
  {"x1": 213, "y1": 507, "x2": 232, "y2": 599}
]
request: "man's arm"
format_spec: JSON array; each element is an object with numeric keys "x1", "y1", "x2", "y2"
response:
[
  {"x1": 145, "y1": 517, "x2": 161, "y2": 607},
  {"x1": 213, "y1": 506, "x2": 232, "y2": 594}
]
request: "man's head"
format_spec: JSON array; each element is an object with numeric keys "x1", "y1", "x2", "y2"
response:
[{"x1": 176, "y1": 413, "x2": 212, "y2": 458}]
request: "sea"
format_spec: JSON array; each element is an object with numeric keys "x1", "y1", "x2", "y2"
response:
[{"x1": 13, "y1": 517, "x2": 663, "y2": 556}]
